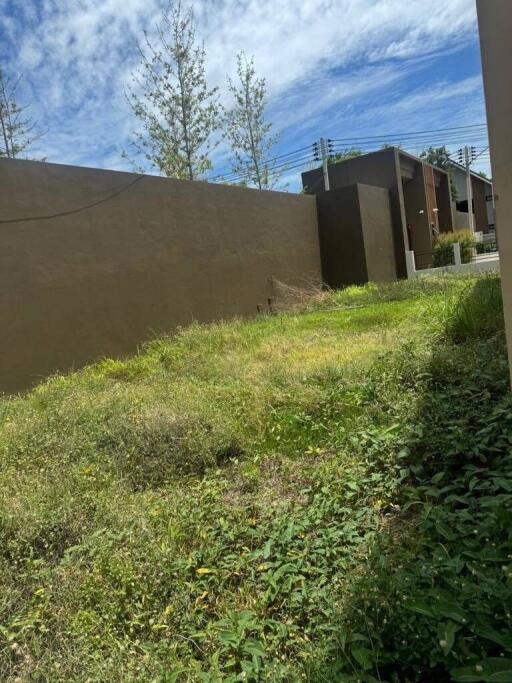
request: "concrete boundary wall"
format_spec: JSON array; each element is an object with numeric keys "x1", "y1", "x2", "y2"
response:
[
  {"x1": 411, "y1": 257, "x2": 500, "y2": 278},
  {"x1": 0, "y1": 159, "x2": 321, "y2": 393}
]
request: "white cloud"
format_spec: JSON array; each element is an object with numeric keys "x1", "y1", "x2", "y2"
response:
[{"x1": 0, "y1": 0, "x2": 481, "y2": 174}]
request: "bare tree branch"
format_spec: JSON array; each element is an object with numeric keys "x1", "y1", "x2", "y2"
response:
[{"x1": 0, "y1": 68, "x2": 44, "y2": 159}]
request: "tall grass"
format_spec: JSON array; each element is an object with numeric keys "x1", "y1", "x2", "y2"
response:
[
  {"x1": 0, "y1": 273, "x2": 508, "y2": 682},
  {"x1": 446, "y1": 274, "x2": 504, "y2": 342}
]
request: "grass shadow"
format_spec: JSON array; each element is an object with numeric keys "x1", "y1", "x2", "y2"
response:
[{"x1": 306, "y1": 275, "x2": 512, "y2": 681}]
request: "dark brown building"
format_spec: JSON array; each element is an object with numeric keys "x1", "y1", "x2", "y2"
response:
[
  {"x1": 302, "y1": 147, "x2": 454, "y2": 276},
  {"x1": 316, "y1": 184, "x2": 396, "y2": 287}
]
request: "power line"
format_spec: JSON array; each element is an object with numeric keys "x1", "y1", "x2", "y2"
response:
[
  {"x1": 209, "y1": 153, "x2": 313, "y2": 183},
  {"x1": 207, "y1": 145, "x2": 313, "y2": 182},
  {"x1": 210, "y1": 122, "x2": 490, "y2": 187},
  {"x1": 329, "y1": 122, "x2": 487, "y2": 144},
  {"x1": 473, "y1": 145, "x2": 490, "y2": 162},
  {"x1": 208, "y1": 122, "x2": 491, "y2": 188},
  {"x1": 224, "y1": 156, "x2": 318, "y2": 185},
  {"x1": 229, "y1": 137, "x2": 492, "y2": 186},
  {"x1": 213, "y1": 152, "x2": 317, "y2": 185},
  {"x1": 331, "y1": 133, "x2": 488, "y2": 145},
  {"x1": 330, "y1": 133, "x2": 489, "y2": 151},
  {"x1": 0, "y1": 174, "x2": 145, "y2": 225}
]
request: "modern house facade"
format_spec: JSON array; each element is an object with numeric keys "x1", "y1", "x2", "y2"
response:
[
  {"x1": 302, "y1": 147, "x2": 454, "y2": 276},
  {"x1": 446, "y1": 159, "x2": 494, "y2": 232}
]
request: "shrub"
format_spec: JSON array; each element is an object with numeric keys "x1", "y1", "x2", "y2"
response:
[
  {"x1": 476, "y1": 240, "x2": 497, "y2": 254},
  {"x1": 433, "y1": 229, "x2": 477, "y2": 266}
]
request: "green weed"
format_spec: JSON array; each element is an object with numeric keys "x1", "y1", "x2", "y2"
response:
[{"x1": 0, "y1": 272, "x2": 509, "y2": 682}]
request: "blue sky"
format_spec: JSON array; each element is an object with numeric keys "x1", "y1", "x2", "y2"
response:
[{"x1": 0, "y1": 0, "x2": 490, "y2": 190}]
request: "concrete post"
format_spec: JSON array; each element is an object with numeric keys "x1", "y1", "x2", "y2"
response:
[
  {"x1": 320, "y1": 137, "x2": 330, "y2": 192},
  {"x1": 453, "y1": 242, "x2": 462, "y2": 267},
  {"x1": 477, "y1": 1, "x2": 512, "y2": 382},
  {"x1": 464, "y1": 146, "x2": 476, "y2": 234},
  {"x1": 405, "y1": 250, "x2": 416, "y2": 279}
]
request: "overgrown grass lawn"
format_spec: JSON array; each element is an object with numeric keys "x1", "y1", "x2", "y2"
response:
[{"x1": 1, "y1": 274, "x2": 511, "y2": 682}]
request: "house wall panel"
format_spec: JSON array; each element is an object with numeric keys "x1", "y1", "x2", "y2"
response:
[{"x1": 315, "y1": 185, "x2": 367, "y2": 287}]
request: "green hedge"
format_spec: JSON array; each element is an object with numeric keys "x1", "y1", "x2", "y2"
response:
[{"x1": 433, "y1": 229, "x2": 477, "y2": 267}]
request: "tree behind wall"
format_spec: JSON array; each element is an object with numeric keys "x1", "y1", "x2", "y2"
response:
[
  {"x1": 420, "y1": 145, "x2": 458, "y2": 200},
  {"x1": 0, "y1": 68, "x2": 40, "y2": 159},
  {"x1": 126, "y1": 2, "x2": 220, "y2": 180},
  {"x1": 328, "y1": 148, "x2": 363, "y2": 164},
  {"x1": 225, "y1": 53, "x2": 277, "y2": 189},
  {"x1": 420, "y1": 145, "x2": 451, "y2": 168}
]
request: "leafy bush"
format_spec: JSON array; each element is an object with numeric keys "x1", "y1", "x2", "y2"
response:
[
  {"x1": 476, "y1": 240, "x2": 498, "y2": 255},
  {"x1": 433, "y1": 230, "x2": 477, "y2": 266}
]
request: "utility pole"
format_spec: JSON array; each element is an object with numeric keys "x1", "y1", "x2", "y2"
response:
[
  {"x1": 313, "y1": 138, "x2": 333, "y2": 191},
  {"x1": 320, "y1": 137, "x2": 330, "y2": 191},
  {"x1": 458, "y1": 145, "x2": 477, "y2": 233}
]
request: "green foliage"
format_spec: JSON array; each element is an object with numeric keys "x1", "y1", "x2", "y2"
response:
[
  {"x1": 125, "y1": 3, "x2": 220, "y2": 180},
  {"x1": 329, "y1": 148, "x2": 363, "y2": 164},
  {"x1": 476, "y1": 241, "x2": 497, "y2": 255},
  {"x1": 433, "y1": 229, "x2": 477, "y2": 266},
  {"x1": 325, "y1": 342, "x2": 512, "y2": 680},
  {"x1": 0, "y1": 273, "x2": 509, "y2": 681},
  {"x1": 225, "y1": 53, "x2": 277, "y2": 190},
  {"x1": 443, "y1": 275, "x2": 504, "y2": 342},
  {"x1": 421, "y1": 145, "x2": 451, "y2": 169}
]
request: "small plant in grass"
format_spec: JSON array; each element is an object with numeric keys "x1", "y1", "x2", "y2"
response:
[{"x1": 433, "y1": 229, "x2": 477, "y2": 266}]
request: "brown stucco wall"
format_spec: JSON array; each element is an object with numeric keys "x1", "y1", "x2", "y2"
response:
[
  {"x1": 315, "y1": 185, "x2": 367, "y2": 287},
  {"x1": 315, "y1": 184, "x2": 395, "y2": 288},
  {"x1": 477, "y1": 0, "x2": 512, "y2": 379},
  {"x1": 303, "y1": 149, "x2": 411, "y2": 279},
  {"x1": 359, "y1": 185, "x2": 396, "y2": 283},
  {"x1": 0, "y1": 158, "x2": 321, "y2": 393}
]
